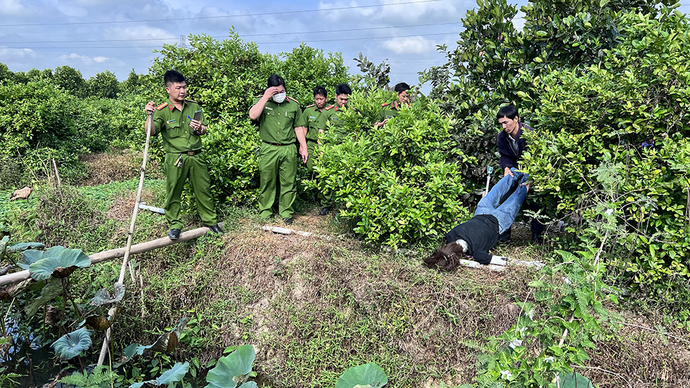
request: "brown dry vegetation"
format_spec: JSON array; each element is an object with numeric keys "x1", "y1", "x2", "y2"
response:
[
  {"x1": 80, "y1": 149, "x2": 163, "y2": 186},
  {"x1": 109, "y1": 214, "x2": 690, "y2": 388},
  {"x1": 30, "y1": 157, "x2": 688, "y2": 387}
]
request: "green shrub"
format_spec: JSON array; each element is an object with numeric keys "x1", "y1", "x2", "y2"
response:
[
  {"x1": 522, "y1": 7, "x2": 690, "y2": 304},
  {"x1": 313, "y1": 92, "x2": 471, "y2": 247}
]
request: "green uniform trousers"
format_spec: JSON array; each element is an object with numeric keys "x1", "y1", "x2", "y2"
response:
[
  {"x1": 164, "y1": 152, "x2": 217, "y2": 229},
  {"x1": 305, "y1": 140, "x2": 318, "y2": 174},
  {"x1": 258, "y1": 143, "x2": 297, "y2": 219}
]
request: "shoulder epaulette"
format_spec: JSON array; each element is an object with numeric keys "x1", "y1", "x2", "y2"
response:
[
  {"x1": 287, "y1": 96, "x2": 299, "y2": 104},
  {"x1": 381, "y1": 103, "x2": 389, "y2": 107},
  {"x1": 156, "y1": 103, "x2": 168, "y2": 111},
  {"x1": 325, "y1": 105, "x2": 335, "y2": 111},
  {"x1": 306, "y1": 104, "x2": 315, "y2": 108}
]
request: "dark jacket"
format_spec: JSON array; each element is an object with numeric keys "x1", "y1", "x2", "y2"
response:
[
  {"x1": 497, "y1": 122, "x2": 534, "y2": 170},
  {"x1": 445, "y1": 214, "x2": 499, "y2": 265}
]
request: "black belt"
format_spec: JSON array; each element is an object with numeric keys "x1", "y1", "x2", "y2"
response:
[
  {"x1": 183, "y1": 149, "x2": 202, "y2": 156},
  {"x1": 263, "y1": 141, "x2": 293, "y2": 146}
]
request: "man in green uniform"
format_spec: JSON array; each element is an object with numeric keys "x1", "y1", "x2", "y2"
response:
[
  {"x1": 144, "y1": 70, "x2": 223, "y2": 240},
  {"x1": 302, "y1": 86, "x2": 329, "y2": 174},
  {"x1": 323, "y1": 83, "x2": 352, "y2": 136},
  {"x1": 375, "y1": 82, "x2": 411, "y2": 127},
  {"x1": 249, "y1": 74, "x2": 308, "y2": 225}
]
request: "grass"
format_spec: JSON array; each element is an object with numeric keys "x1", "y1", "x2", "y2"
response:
[{"x1": 1, "y1": 150, "x2": 689, "y2": 388}]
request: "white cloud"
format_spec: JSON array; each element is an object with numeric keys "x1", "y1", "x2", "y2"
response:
[
  {"x1": 0, "y1": 46, "x2": 37, "y2": 59},
  {"x1": 381, "y1": 36, "x2": 435, "y2": 54},
  {"x1": 318, "y1": 0, "x2": 376, "y2": 21},
  {"x1": 56, "y1": 3, "x2": 88, "y2": 17},
  {"x1": 196, "y1": 6, "x2": 254, "y2": 30},
  {"x1": 93, "y1": 56, "x2": 108, "y2": 62},
  {"x1": 57, "y1": 53, "x2": 94, "y2": 64},
  {"x1": 105, "y1": 25, "x2": 176, "y2": 42},
  {"x1": 0, "y1": 0, "x2": 26, "y2": 15}
]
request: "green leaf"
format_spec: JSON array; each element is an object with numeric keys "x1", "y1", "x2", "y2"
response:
[
  {"x1": 157, "y1": 362, "x2": 190, "y2": 385},
  {"x1": 335, "y1": 363, "x2": 388, "y2": 388},
  {"x1": 28, "y1": 247, "x2": 91, "y2": 281},
  {"x1": 7, "y1": 242, "x2": 45, "y2": 253},
  {"x1": 24, "y1": 278, "x2": 63, "y2": 317},
  {"x1": 18, "y1": 249, "x2": 44, "y2": 270},
  {"x1": 559, "y1": 371, "x2": 596, "y2": 388},
  {"x1": 51, "y1": 327, "x2": 93, "y2": 360},
  {"x1": 206, "y1": 345, "x2": 256, "y2": 388},
  {"x1": 90, "y1": 282, "x2": 125, "y2": 306}
]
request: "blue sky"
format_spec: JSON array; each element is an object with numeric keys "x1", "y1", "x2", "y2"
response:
[{"x1": 1, "y1": 0, "x2": 688, "y2": 89}]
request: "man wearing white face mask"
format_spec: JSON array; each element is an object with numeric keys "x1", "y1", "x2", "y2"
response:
[{"x1": 249, "y1": 74, "x2": 308, "y2": 225}]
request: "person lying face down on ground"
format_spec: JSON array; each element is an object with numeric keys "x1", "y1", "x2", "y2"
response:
[{"x1": 425, "y1": 169, "x2": 532, "y2": 271}]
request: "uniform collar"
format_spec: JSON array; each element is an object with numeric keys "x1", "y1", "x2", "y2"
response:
[{"x1": 168, "y1": 99, "x2": 187, "y2": 111}]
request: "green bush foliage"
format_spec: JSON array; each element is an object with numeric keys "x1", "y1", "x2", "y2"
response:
[
  {"x1": 523, "y1": 7, "x2": 690, "y2": 303},
  {"x1": 313, "y1": 91, "x2": 471, "y2": 247}
]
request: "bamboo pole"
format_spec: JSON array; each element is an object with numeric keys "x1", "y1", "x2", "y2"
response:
[
  {"x1": 96, "y1": 110, "x2": 154, "y2": 366},
  {"x1": 0, "y1": 225, "x2": 222, "y2": 287}
]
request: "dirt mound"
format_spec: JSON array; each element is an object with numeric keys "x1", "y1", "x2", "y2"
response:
[{"x1": 80, "y1": 150, "x2": 162, "y2": 186}]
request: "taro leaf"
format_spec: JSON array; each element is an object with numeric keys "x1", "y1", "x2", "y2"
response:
[
  {"x1": 7, "y1": 242, "x2": 45, "y2": 253},
  {"x1": 156, "y1": 362, "x2": 190, "y2": 384},
  {"x1": 123, "y1": 343, "x2": 153, "y2": 360},
  {"x1": 24, "y1": 278, "x2": 63, "y2": 317},
  {"x1": 559, "y1": 372, "x2": 596, "y2": 388},
  {"x1": 205, "y1": 345, "x2": 256, "y2": 388},
  {"x1": 240, "y1": 383, "x2": 258, "y2": 388},
  {"x1": 18, "y1": 249, "x2": 44, "y2": 270},
  {"x1": 85, "y1": 315, "x2": 112, "y2": 331},
  {"x1": 335, "y1": 363, "x2": 388, "y2": 388},
  {"x1": 51, "y1": 327, "x2": 93, "y2": 360},
  {"x1": 150, "y1": 317, "x2": 189, "y2": 353},
  {"x1": 129, "y1": 362, "x2": 189, "y2": 388},
  {"x1": 29, "y1": 247, "x2": 90, "y2": 281},
  {"x1": 90, "y1": 283, "x2": 125, "y2": 306}
]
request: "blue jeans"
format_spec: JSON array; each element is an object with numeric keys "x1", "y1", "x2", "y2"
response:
[{"x1": 475, "y1": 168, "x2": 529, "y2": 234}]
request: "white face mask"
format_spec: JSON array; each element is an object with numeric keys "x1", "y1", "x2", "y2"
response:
[{"x1": 273, "y1": 92, "x2": 286, "y2": 104}]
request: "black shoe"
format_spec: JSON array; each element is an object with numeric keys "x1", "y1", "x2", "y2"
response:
[
  {"x1": 283, "y1": 217, "x2": 293, "y2": 226},
  {"x1": 319, "y1": 207, "x2": 330, "y2": 216},
  {"x1": 168, "y1": 229, "x2": 181, "y2": 240},
  {"x1": 205, "y1": 224, "x2": 224, "y2": 235}
]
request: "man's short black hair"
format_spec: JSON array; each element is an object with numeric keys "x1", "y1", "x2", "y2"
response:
[
  {"x1": 335, "y1": 83, "x2": 351, "y2": 95},
  {"x1": 497, "y1": 104, "x2": 519, "y2": 120},
  {"x1": 164, "y1": 70, "x2": 185, "y2": 86},
  {"x1": 313, "y1": 86, "x2": 327, "y2": 98},
  {"x1": 394, "y1": 82, "x2": 410, "y2": 94},
  {"x1": 267, "y1": 74, "x2": 286, "y2": 89}
]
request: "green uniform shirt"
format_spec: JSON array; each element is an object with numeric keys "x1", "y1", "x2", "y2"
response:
[
  {"x1": 153, "y1": 100, "x2": 209, "y2": 153},
  {"x1": 303, "y1": 104, "x2": 328, "y2": 141},
  {"x1": 377, "y1": 101, "x2": 401, "y2": 122},
  {"x1": 323, "y1": 105, "x2": 346, "y2": 134},
  {"x1": 254, "y1": 97, "x2": 307, "y2": 144}
]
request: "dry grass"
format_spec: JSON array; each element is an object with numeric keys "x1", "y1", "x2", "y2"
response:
[
  {"x1": 110, "y1": 216, "x2": 684, "y2": 387},
  {"x1": 80, "y1": 149, "x2": 163, "y2": 186}
]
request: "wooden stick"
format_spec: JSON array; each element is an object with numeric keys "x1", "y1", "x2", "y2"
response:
[
  {"x1": 0, "y1": 224, "x2": 224, "y2": 287},
  {"x1": 97, "y1": 110, "x2": 154, "y2": 366},
  {"x1": 52, "y1": 159, "x2": 62, "y2": 199}
]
